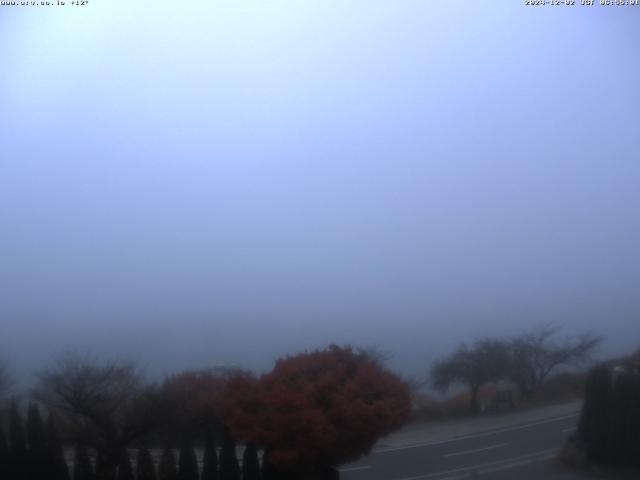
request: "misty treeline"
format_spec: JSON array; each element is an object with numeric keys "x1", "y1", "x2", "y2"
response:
[
  {"x1": 0, "y1": 325, "x2": 608, "y2": 479},
  {"x1": 0, "y1": 345, "x2": 412, "y2": 480},
  {"x1": 429, "y1": 324, "x2": 602, "y2": 413}
]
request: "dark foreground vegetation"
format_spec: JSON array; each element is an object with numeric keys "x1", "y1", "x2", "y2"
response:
[
  {"x1": 0, "y1": 345, "x2": 411, "y2": 480},
  {"x1": 0, "y1": 326, "x2": 626, "y2": 479},
  {"x1": 559, "y1": 348, "x2": 640, "y2": 477}
]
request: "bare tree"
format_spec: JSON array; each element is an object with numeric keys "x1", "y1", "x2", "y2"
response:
[
  {"x1": 431, "y1": 338, "x2": 510, "y2": 413},
  {"x1": 33, "y1": 352, "x2": 158, "y2": 480},
  {"x1": 507, "y1": 324, "x2": 602, "y2": 400}
]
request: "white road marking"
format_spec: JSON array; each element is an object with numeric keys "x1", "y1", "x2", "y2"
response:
[
  {"x1": 376, "y1": 412, "x2": 578, "y2": 454},
  {"x1": 338, "y1": 465, "x2": 371, "y2": 472},
  {"x1": 390, "y1": 448, "x2": 557, "y2": 480},
  {"x1": 443, "y1": 442, "x2": 508, "y2": 458},
  {"x1": 477, "y1": 459, "x2": 531, "y2": 474}
]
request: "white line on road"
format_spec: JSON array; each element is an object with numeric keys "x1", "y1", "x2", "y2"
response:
[
  {"x1": 443, "y1": 443, "x2": 508, "y2": 458},
  {"x1": 376, "y1": 412, "x2": 578, "y2": 454},
  {"x1": 338, "y1": 465, "x2": 371, "y2": 473},
  {"x1": 477, "y1": 459, "x2": 531, "y2": 475},
  {"x1": 390, "y1": 448, "x2": 557, "y2": 480}
]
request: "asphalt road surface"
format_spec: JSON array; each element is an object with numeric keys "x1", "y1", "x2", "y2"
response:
[{"x1": 340, "y1": 412, "x2": 586, "y2": 480}]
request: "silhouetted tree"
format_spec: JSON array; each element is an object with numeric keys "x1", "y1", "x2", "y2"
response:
[
  {"x1": 201, "y1": 429, "x2": 218, "y2": 480},
  {"x1": 0, "y1": 426, "x2": 9, "y2": 480},
  {"x1": 34, "y1": 352, "x2": 159, "y2": 479},
  {"x1": 136, "y1": 446, "x2": 157, "y2": 480},
  {"x1": 9, "y1": 400, "x2": 28, "y2": 480},
  {"x1": 158, "y1": 447, "x2": 178, "y2": 480},
  {"x1": 96, "y1": 450, "x2": 116, "y2": 480},
  {"x1": 116, "y1": 450, "x2": 135, "y2": 480},
  {"x1": 242, "y1": 444, "x2": 260, "y2": 480},
  {"x1": 508, "y1": 324, "x2": 601, "y2": 400},
  {"x1": 74, "y1": 444, "x2": 95, "y2": 480},
  {"x1": 27, "y1": 403, "x2": 48, "y2": 480},
  {"x1": 177, "y1": 437, "x2": 198, "y2": 480},
  {"x1": 47, "y1": 413, "x2": 71, "y2": 480},
  {"x1": 431, "y1": 339, "x2": 510, "y2": 413},
  {"x1": 219, "y1": 426, "x2": 240, "y2": 480},
  {"x1": 220, "y1": 345, "x2": 411, "y2": 478}
]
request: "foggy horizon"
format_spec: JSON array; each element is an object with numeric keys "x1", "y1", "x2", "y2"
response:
[{"x1": 1, "y1": 2, "x2": 639, "y2": 387}]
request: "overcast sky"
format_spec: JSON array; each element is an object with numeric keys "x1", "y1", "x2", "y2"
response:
[{"x1": 1, "y1": 1, "x2": 639, "y2": 383}]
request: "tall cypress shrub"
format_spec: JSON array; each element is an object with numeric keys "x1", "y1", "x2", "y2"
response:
[
  {"x1": 578, "y1": 365, "x2": 612, "y2": 463},
  {"x1": 74, "y1": 444, "x2": 95, "y2": 480},
  {"x1": 177, "y1": 437, "x2": 198, "y2": 480},
  {"x1": 201, "y1": 429, "x2": 218, "y2": 480},
  {"x1": 158, "y1": 447, "x2": 178, "y2": 480},
  {"x1": 27, "y1": 403, "x2": 48, "y2": 480},
  {"x1": 9, "y1": 400, "x2": 28, "y2": 480},
  {"x1": 578, "y1": 363, "x2": 640, "y2": 467},
  {"x1": 608, "y1": 369, "x2": 640, "y2": 466},
  {"x1": 136, "y1": 446, "x2": 157, "y2": 480},
  {"x1": 47, "y1": 413, "x2": 71, "y2": 480},
  {"x1": 242, "y1": 444, "x2": 260, "y2": 480},
  {"x1": 0, "y1": 426, "x2": 9, "y2": 480},
  {"x1": 116, "y1": 450, "x2": 135, "y2": 480},
  {"x1": 219, "y1": 426, "x2": 240, "y2": 480}
]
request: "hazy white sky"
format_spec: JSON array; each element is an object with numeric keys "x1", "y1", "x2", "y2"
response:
[{"x1": 1, "y1": 1, "x2": 639, "y2": 381}]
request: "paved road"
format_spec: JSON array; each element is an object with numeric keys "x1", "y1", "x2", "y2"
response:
[{"x1": 340, "y1": 412, "x2": 586, "y2": 480}]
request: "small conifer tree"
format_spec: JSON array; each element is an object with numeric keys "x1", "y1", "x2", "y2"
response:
[
  {"x1": 158, "y1": 447, "x2": 178, "y2": 480},
  {"x1": 136, "y1": 446, "x2": 157, "y2": 480},
  {"x1": 242, "y1": 444, "x2": 260, "y2": 480},
  {"x1": 27, "y1": 403, "x2": 48, "y2": 480},
  {"x1": 0, "y1": 427, "x2": 10, "y2": 479},
  {"x1": 219, "y1": 426, "x2": 240, "y2": 480},
  {"x1": 74, "y1": 444, "x2": 95, "y2": 480},
  {"x1": 116, "y1": 450, "x2": 135, "y2": 480},
  {"x1": 47, "y1": 413, "x2": 71, "y2": 480},
  {"x1": 177, "y1": 436, "x2": 199, "y2": 480},
  {"x1": 201, "y1": 429, "x2": 218, "y2": 480},
  {"x1": 9, "y1": 400, "x2": 28, "y2": 480}
]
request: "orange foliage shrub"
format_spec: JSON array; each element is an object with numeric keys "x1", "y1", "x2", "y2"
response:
[{"x1": 219, "y1": 345, "x2": 412, "y2": 471}]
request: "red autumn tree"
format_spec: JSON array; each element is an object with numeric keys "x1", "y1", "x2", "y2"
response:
[{"x1": 220, "y1": 345, "x2": 412, "y2": 474}]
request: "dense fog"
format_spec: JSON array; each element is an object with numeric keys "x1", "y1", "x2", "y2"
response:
[{"x1": 1, "y1": 1, "x2": 639, "y2": 388}]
